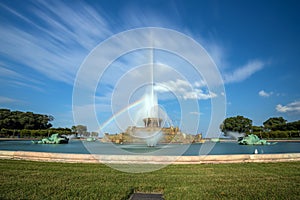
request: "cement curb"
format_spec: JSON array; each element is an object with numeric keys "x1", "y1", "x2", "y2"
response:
[{"x1": 1, "y1": 150, "x2": 300, "y2": 164}]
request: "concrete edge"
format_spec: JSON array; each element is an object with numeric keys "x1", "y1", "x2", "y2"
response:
[{"x1": 0, "y1": 150, "x2": 300, "y2": 164}]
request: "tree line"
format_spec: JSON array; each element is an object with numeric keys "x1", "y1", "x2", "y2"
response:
[
  {"x1": 0, "y1": 128, "x2": 72, "y2": 138},
  {"x1": 1, "y1": 108, "x2": 299, "y2": 139},
  {"x1": 0, "y1": 109, "x2": 97, "y2": 138},
  {"x1": 220, "y1": 115, "x2": 300, "y2": 138},
  {"x1": 0, "y1": 109, "x2": 54, "y2": 130}
]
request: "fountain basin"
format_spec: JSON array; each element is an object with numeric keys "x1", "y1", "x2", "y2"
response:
[
  {"x1": 1, "y1": 140, "x2": 300, "y2": 155},
  {"x1": 1, "y1": 150, "x2": 300, "y2": 164}
]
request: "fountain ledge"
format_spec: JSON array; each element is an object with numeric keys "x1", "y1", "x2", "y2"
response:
[{"x1": 1, "y1": 151, "x2": 300, "y2": 164}]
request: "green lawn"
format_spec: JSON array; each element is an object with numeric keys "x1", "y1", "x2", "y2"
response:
[{"x1": 0, "y1": 160, "x2": 299, "y2": 200}]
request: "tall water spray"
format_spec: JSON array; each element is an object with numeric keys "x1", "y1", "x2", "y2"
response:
[
  {"x1": 130, "y1": 48, "x2": 168, "y2": 146},
  {"x1": 134, "y1": 86, "x2": 159, "y2": 123}
]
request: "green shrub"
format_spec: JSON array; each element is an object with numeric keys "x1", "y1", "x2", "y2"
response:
[{"x1": 20, "y1": 129, "x2": 31, "y2": 137}]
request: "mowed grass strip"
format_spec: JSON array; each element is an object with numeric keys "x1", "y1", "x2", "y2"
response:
[{"x1": 0, "y1": 160, "x2": 299, "y2": 200}]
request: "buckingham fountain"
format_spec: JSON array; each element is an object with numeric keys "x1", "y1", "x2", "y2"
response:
[
  {"x1": 101, "y1": 47, "x2": 202, "y2": 146},
  {"x1": 102, "y1": 80, "x2": 203, "y2": 146},
  {"x1": 103, "y1": 84, "x2": 177, "y2": 147},
  {"x1": 125, "y1": 84, "x2": 166, "y2": 147}
]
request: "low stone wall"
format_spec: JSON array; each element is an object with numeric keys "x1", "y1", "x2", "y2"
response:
[{"x1": 1, "y1": 150, "x2": 300, "y2": 164}]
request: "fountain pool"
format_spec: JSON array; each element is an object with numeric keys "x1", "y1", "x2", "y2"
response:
[{"x1": 0, "y1": 140, "x2": 299, "y2": 155}]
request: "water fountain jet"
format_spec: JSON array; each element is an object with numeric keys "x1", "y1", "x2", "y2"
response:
[
  {"x1": 127, "y1": 47, "x2": 171, "y2": 147},
  {"x1": 129, "y1": 86, "x2": 168, "y2": 147}
]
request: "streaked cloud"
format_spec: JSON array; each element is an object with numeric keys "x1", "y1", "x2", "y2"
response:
[
  {"x1": 0, "y1": 65, "x2": 45, "y2": 91},
  {"x1": 0, "y1": 65, "x2": 23, "y2": 79},
  {"x1": 276, "y1": 101, "x2": 300, "y2": 114},
  {"x1": 0, "y1": 0, "x2": 276, "y2": 133},
  {"x1": 0, "y1": 0, "x2": 264, "y2": 88},
  {"x1": 223, "y1": 60, "x2": 265, "y2": 83},
  {"x1": 0, "y1": 1, "x2": 111, "y2": 85},
  {"x1": 0, "y1": 96, "x2": 20, "y2": 104}
]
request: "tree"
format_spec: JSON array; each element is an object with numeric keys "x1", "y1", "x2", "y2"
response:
[
  {"x1": 220, "y1": 115, "x2": 252, "y2": 135},
  {"x1": 263, "y1": 117, "x2": 287, "y2": 131},
  {"x1": 91, "y1": 132, "x2": 98, "y2": 137},
  {"x1": 71, "y1": 126, "x2": 77, "y2": 133},
  {"x1": 287, "y1": 120, "x2": 300, "y2": 131},
  {"x1": 73, "y1": 125, "x2": 87, "y2": 137},
  {"x1": 0, "y1": 109, "x2": 53, "y2": 130}
]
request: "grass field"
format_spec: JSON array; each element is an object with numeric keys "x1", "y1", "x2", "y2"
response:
[{"x1": 0, "y1": 160, "x2": 299, "y2": 199}]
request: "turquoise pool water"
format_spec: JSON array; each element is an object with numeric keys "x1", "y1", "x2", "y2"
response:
[{"x1": 1, "y1": 140, "x2": 299, "y2": 155}]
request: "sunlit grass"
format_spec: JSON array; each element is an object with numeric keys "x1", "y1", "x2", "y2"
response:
[{"x1": 0, "y1": 160, "x2": 299, "y2": 199}]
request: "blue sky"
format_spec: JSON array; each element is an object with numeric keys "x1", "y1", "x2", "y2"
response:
[{"x1": 0, "y1": 0, "x2": 299, "y2": 136}]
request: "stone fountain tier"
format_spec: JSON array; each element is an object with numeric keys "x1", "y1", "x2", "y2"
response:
[
  {"x1": 128, "y1": 127, "x2": 163, "y2": 137},
  {"x1": 127, "y1": 118, "x2": 164, "y2": 147},
  {"x1": 143, "y1": 117, "x2": 163, "y2": 128}
]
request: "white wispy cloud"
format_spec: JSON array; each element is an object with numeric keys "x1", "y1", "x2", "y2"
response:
[
  {"x1": 0, "y1": 65, "x2": 45, "y2": 91},
  {"x1": 0, "y1": 65, "x2": 23, "y2": 79},
  {"x1": 258, "y1": 90, "x2": 273, "y2": 97},
  {"x1": 0, "y1": 1, "x2": 112, "y2": 85},
  {"x1": 0, "y1": 1, "x2": 264, "y2": 131},
  {"x1": 276, "y1": 101, "x2": 300, "y2": 114},
  {"x1": 223, "y1": 60, "x2": 265, "y2": 83},
  {"x1": 190, "y1": 111, "x2": 203, "y2": 115},
  {"x1": 0, "y1": 1, "x2": 264, "y2": 89},
  {"x1": 0, "y1": 96, "x2": 20, "y2": 104},
  {"x1": 154, "y1": 79, "x2": 217, "y2": 100}
]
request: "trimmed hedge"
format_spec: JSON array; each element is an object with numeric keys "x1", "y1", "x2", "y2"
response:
[
  {"x1": 253, "y1": 130, "x2": 300, "y2": 139},
  {"x1": 0, "y1": 128, "x2": 72, "y2": 138}
]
